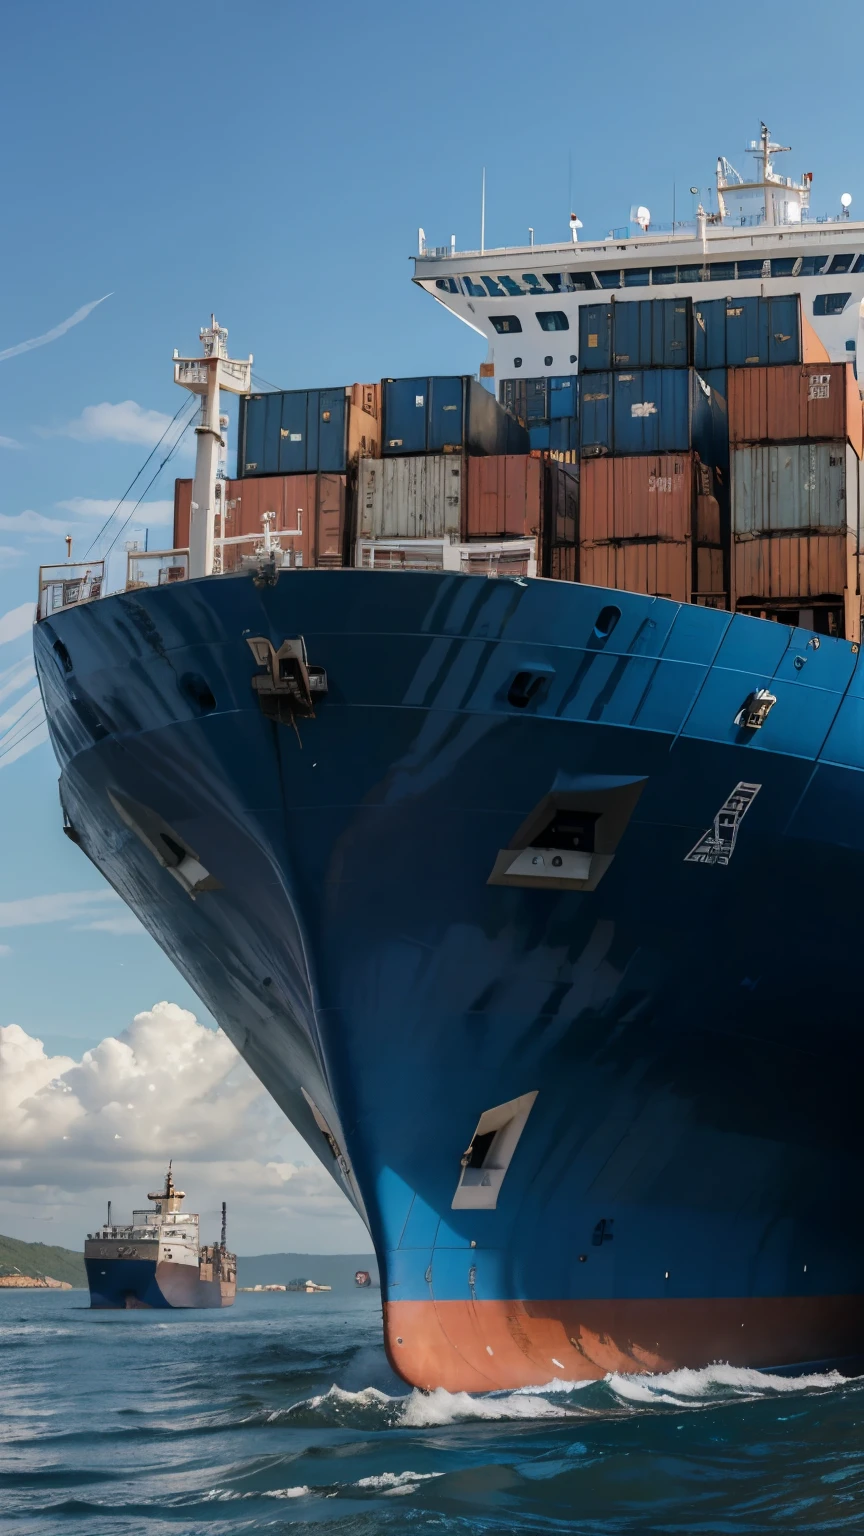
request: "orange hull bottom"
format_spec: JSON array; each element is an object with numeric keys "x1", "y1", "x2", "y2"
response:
[{"x1": 383, "y1": 1296, "x2": 864, "y2": 1392}]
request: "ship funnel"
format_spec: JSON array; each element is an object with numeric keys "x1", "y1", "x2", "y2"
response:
[{"x1": 221, "y1": 1201, "x2": 227, "y2": 1250}]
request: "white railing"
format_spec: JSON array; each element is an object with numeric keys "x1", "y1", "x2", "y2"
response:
[
  {"x1": 356, "y1": 538, "x2": 537, "y2": 579},
  {"x1": 126, "y1": 549, "x2": 190, "y2": 590},
  {"x1": 37, "y1": 561, "x2": 105, "y2": 620}
]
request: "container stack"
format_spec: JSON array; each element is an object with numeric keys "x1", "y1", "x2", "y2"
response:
[
  {"x1": 500, "y1": 375, "x2": 579, "y2": 455},
  {"x1": 576, "y1": 297, "x2": 729, "y2": 604},
  {"x1": 727, "y1": 363, "x2": 863, "y2": 637}
]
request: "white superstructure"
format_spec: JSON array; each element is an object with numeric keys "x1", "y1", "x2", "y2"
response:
[
  {"x1": 414, "y1": 125, "x2": 864, "y2": 381},
  {"x1": 87, "y1": 1165, "x2": 200, "y2": 1269}
]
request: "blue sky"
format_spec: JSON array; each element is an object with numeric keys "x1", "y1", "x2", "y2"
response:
[{"x1": 1, "y1": 0, "x2": 862, "y2": 1246}]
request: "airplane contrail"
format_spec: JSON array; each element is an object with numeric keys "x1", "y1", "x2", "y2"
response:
[{"x1": 0, "y1": 294, "x2": 113, "y2": 362}]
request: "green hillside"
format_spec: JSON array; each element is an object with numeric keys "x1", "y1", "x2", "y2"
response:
[{"x1": 0, "y1": 1234, "x2": 87, "y2": 1288}]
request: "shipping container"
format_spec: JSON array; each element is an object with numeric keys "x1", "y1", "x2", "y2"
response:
[
  {"x1": 695, "y1": 545, "x2": 725, "y2": 603},
  {"x1": 542, "y1": 460, "x2": 579, "y2": 578},
  {"x1": 466, "y1": 455, "x2": 543, "y2": 539},
  {"x1": 580, "y1": 539, "x2": 691, "y2": 603},
  {"x1": 691, "y1": 368, "x2": 730, "y2": 473},
  {"x1": 581, "y1": 454, "x2": 695, "y2": 543},
  {"x1": 692, "y1": 295, "x2": 830, "y2": 370},
  {"x1": 528, "y1": 423, "x2": 550, "y2": 451},
  {"x1": 579, "y1": 298, "x2": 692, "y2": 373},
  {"x1": 549, "y1": 417, "x2": 579, "y2": 452},
  {"x1": 549, "y1": 375, "x2": 578, "y2": 418},
  {"x1": 357, "y1": 456, "x2": 463, "y2": 539},
  {"x1": 731, "y1": 443, "x2": 859, "y2": 536},
  {"x1": 500, "y1": 377, "x2": 549, "y2": 423},
  {"x1": 580, "y1": 370, "x2": 692, "y2": 456},
  {"x1": 733, "y1": 596, "x2": 849, "y2": 640},
  {"x1": 733, "y1": 532, "x2": 850, "y2": 603},
  {"x1": 237, "y1": 386, "x2": 379, "y2": 478},
  {"x1": 728, "y1": 364, "x2": 864, "y2": 456},
  {"x1": 382, "y1": 376, "x2": 528, "y2": 457},
  {"x1": 548, "y1": 543, "x2": 577, "y2": 582},
  {"x1": 173, "y1": 474, "x2": 347, "y2": 568}
]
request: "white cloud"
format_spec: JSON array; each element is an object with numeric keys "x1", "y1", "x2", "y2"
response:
[
  {"x1": 0, "y1": 546, "x2": 21, "y2": 568},
  {"x1": 0, "y1": 648, "x2": 45, "y2": 770},
  {"x1": 0, "y1": 296, "x2": 111, "y2": 364},
  {"x1": 0, "y1": 658, "x2": 35, "y2": 704},
  {"x1": 0, "y1": 435, "x2": 22, "y2": 449},
  {"x1": 56, "y1": 400, "x2": 174, "y2": 447},
  {"x1": 55, "y1": 497, "x2": 174, "y2": 527},
  {"x1": 0, "y1": 510, "x2": 69, "y2": 536},
  {"x1": 0, "y1": 1005, "x2": 367, "y2": 1252},
  {"x1": 0, "y1": 890, "x2": 124, "y2": 929},
  {"x1": 74, "y1": 914, "x2": 145, "y2": 936},
  {"x1": 0, "y1": 603, "x2": 35, "y2": 645},
  {"x1": 0, "y1": 945, "x2": 11, "y2": 957}
]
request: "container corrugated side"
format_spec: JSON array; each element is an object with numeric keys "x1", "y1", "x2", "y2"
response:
[
  {"x1": 174, "y1": 478, "x2": 192, "y2": 548},
  {"x1": 733, "y1": 533, "x2": 850, "y2": 602},
  {"x1": 237, "y1": 388, "x2": 355, "y2": 477},
  {"x1": 357, "y1": 456, "x2": 463, "y2": 538},
  {"x1": 580, "y1": 539, "x2": 690, "y2": 603},
  {"x1": 693, "y1": 295, "x2": 830, "y2": 371},
  {"x1": 612, "y1": 298, "x2": 692, "y2": 369},
  {"x1": 175, "y1": 473, "x2": 347, "y2": 567},
  {"x1": 466, "y1": 455, "x2": 542, "y2": 539},
  {"x1": 581, "y1": 454, "x2": 694, "y2": 543},
  {"x1": 731, "y1": 443, "x2": 856, "y2": 536},
  {"x1": 383, "y1": 376, "x2": 528, "y2": 457},
  {"x1": 548, "y1": 544, "x2": 577, "y2": 582},
  {"x1": 728, "y1": 365, "x2": 863, "y2": 456},
  {"x1": 613, "y1": 369, "x2": 691, "y2": 455}
]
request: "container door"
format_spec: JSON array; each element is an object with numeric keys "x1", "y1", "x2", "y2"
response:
[
  {"x1": 725, "y1": 297, "x2": 764, "y2": 367},
  {"x1": 240, "y1": 395, "x2": 268, "y2": 476},
  {"x1": 549, "y1": 418, "x2": 578, "y2": 452},
  {"x1": 654, "y1": 298, "x2": 692, "y2": 368},
  {"x1": 278, "y1": 392, "x2": 309, "y2": 474},
  {"x1": 767, "y1": 295, "x2": 802, "y2": 366},
  {"x1": 429, "y1": 377, "x2": 465, "y2": 452},
  {"x1": 614, "y1": 371, "x2": 660, "y2": 455},
  {"x1": 579, "y1": 374, "x2": 613, "y2": 456},
  {"x1": 612, "y1": 301, "x2": 648, "y2": 367},
  {"x1": 529, "y1": 423, "x2": 551, "y2": 450},
  {"x1": 524, "y1": 377, "x2": 549, "y2": 421},
  {"x1": 549, "y1": 375, "x2": 577, "y2": 419},
  {"x1": 579, "y1": 304, "x2": 612, "y2": 371},
  {"x1": 656, "y1": 370, "x2": 691, "y2": 453},
  {"x1": 316, "y1": 474, "x2": 347, "y2": 565},
  {"x1": 257, "y1": 393, "x2": 283, "y2": 474},
  {"x1": 383, "y1": 378, "x2": 428, "y2": 454},
  {"x1": 693, "y1": 299, "x2": 726, "y2": 370},
  {"x1": 317, "y1": 389, "x2": 348, "y2": 473}
]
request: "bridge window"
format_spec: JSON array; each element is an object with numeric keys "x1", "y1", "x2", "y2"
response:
[
  {"x1": 798, "y1": 256, "x2": 829, "y2": 276},
  {"x1": 521, "y1": 273, "x2": 545, "y2": 292},
  {"x1": 737, "y1": 259, "x2": 768, "y2": 279},
  {"x1": 497, "y1": 275, "x2": 524, "y2": 295},
  {"x1": 543, "y1": 273, "x2": 565, "y2": 293},
  {"x1": 435, "y1": 278, "x2": 461, "y2": 294},
  {"x1": 652, "y1": 266, "x2": 677, "y2": 285},
  {"x1": 813, "y1": 292, "x2": 852, "y2": 316},
  {"x1": 770, "y1": 257, "x2": 798, "y2": 277},
  {"x1": 828, "y1": 255, "x2": 855, "y2": 274},
  {"x1": 463, "y1": 277, "x2": 486, "y2": 297},
  {"x1": 482, "y1": 276, "x2": 505, "y2": 297},
  {"x1": 853, "y1": 256, "x2": 864, "y2": 273},
  {"x1": 706, "y1": 262, "x2": 736, "y2": 283},
  {"x1": 490, "y1": 315, "x2": 522, "y2": 333},
  {"x1": 596, "y1": 271, "x2": 620, "y2": 288},
  {"x1": 568, "y1": 272, "x2": 596, "y2": 290},
  {"x1": 677, "y1": 264, "x2": 703, "y2": 282},
  {"x1": 536, "y1": 311, "x2": 569, "y2": 331},
  {"x1": 623, "y1": 267, "x2": 650, "y2": 286}
]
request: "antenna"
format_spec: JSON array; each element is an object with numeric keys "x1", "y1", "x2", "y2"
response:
[
  {"x1": 65, "y1": 534, "x2": 72, "y2": 560},
  {"x1": 630, "y1": 205, "x2": 651, "y2": 232},
  {"x1": 569, "y1": 213, "x2": 583, "y2": 243},
  {"x1": 221, "y1": 1202, "x2": 227, "y2": 1249},
  {"x1": 107, "y1": 1200, "x2": 112, "y2": 1228},
  {"x1": 480, "y1": 167, "x2": 486, "y2": 254}
]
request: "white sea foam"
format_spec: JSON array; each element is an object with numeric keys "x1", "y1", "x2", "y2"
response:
[{"x1": 355, "y1": 1471, "x2": 443, "y2": 1495}]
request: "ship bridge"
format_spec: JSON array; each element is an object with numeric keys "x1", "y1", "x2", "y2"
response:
[{"x1": 413, "y1": 125, "x2": 864, "y2": 382}]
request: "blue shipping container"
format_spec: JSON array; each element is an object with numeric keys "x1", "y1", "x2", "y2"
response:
[
  {"x1": 579, "y1": 369, "x2": 716, "y2": 457},
  {"x1": 580, "y1": 300, "x2": 692, "y2": 372},
  {"x1": 579, "y1": 304, "x2": 613, "y2": 371},
  {"x1": 579, "y1": 374, "x2": 613, "y2": 456},
  {"x1": 549, "y1": 417, "x2": 579, "y2": 452},
  {"x1": 693, "y1": 295, "x2": 802, "y2": 370},
  {"x1": 499, "y1": 377, "x2": 548, "y2": 422},
  {"x1": 239, "y1": 389, "x2": 349, "y2": 476},
  {"x1": 383, "y1": 377, "x2": 528, "y2": 457},
  {"x1": 528, "y1": 423, "x2": 551, "y2": 450},
  {"x1": 549, "y1": 375, "x2": 578, "y2": 419}
]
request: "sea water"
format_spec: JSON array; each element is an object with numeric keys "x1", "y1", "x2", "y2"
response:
[{"x1": 2, "y1": 1288, "x2": 863, "y2": 1533}]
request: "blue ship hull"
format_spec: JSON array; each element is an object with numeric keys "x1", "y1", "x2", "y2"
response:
[
  {"x1": 35, "y1": 570, "x2": 864, "y2": 1388},
  {"x1": 85, "y1": 1256, "x2": 232, "y2": 1309}
]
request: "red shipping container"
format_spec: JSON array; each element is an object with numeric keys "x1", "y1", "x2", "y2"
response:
[
  {"x1": 581, "y1": 454, "x2": 695, "y2": 543},
  {"x1": 728, "y1": 365, "x2": 864, "y2": 457},
  {"x1": 466, "y1": 454, "x2": 542, "y2": 538},
  {"x1": 173, "y1": 474, "x2": 346, "y2": 568},
  {"x1": 733, "y1": 531, "x2": 850, "y2": 603},
  {"x1": 580, "y1": 540, "x2": 690, "y2": 603}
]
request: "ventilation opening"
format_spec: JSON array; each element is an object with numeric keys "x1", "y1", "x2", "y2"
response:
[
  {"x1": 594, "y1": 604, "x2": 621, "y2": 640},
  {"x1": 488, "y1": 780, "x2": 646, "y2": 893},
  {"x1": 452, "y1": 1091, "x2": 538, "y2": 1211},
  {"x1": 508, "y1": 669, "x2": 552, "y2": 709},
  {"x1": 107, "y1": 790, "x2": 221, "y2": 897}
]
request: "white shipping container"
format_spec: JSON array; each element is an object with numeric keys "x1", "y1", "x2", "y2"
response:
[
  {"x1": 731, "y1": 442, "x2": 859, "y2": 537},
  {"x1": 357, "y1": 455, "x2": 463, "y2": 539}
]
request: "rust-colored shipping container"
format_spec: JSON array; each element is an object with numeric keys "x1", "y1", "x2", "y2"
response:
[
  {"x1": 351, "y1": 382, "x2": 381, "y2": 422},
  {"x1": 732, "y1": 531, "x2": 850, "y2": 603},
  {"x1": 173, "y1": 474, "x2": 347, "y2": 568},
  {"x1": 728, "y1": 365, "x2": 864, "y2": 457},
  {"x1": 581, "y1": 454, "x2": 695, "y2": 543},
  {"x1": 548, "y1": 543, "x2": 577, "y2": 582},
  {"x1": 695, "y1": 546, "x2": 725, "y2": 601},
  {"x1": 466, "y1": 454, "x2": 543, "y2": 539},
  {"x1": 580, "y1": 539, "x2": 691, "y2": 603}
]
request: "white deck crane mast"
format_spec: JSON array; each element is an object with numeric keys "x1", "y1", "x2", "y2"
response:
[{"x1": 173, "y1": 317, "x2": 252, "y2": 579}]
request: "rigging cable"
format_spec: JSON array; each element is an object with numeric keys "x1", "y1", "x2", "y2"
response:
[
  {"x1": 83, "y1": 395, "x2": 198, "y2": 558},
  {"x1": 103, "y1": 411, "x2": 198, "y2": 558}
]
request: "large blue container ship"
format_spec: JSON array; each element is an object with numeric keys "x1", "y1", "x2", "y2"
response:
[{"x1": 33, "y1": 128, "x2": 864, "y2": 1389}]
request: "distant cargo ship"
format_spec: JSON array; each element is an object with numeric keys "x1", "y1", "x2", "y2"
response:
[
  {"x1": 355, "y1": 1270, "x2": 372, "y2": 1288},
  {"x1": 84, "y1": 1166, "x2": 235, "y2": 1310},
  {"x1": 36, "y1": 125, "x2": 864, "y2": 1387}
]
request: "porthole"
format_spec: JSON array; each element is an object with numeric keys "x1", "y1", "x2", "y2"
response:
[
  {"x1": 544, "y1": 355, "x2": 553, "y2": 366},
  {"x1": 594, "y1": 604, "x2": 621, "y2": 640},
  {"x1": 513, "y1": 357, "x2": 522, "y2": 368}
]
